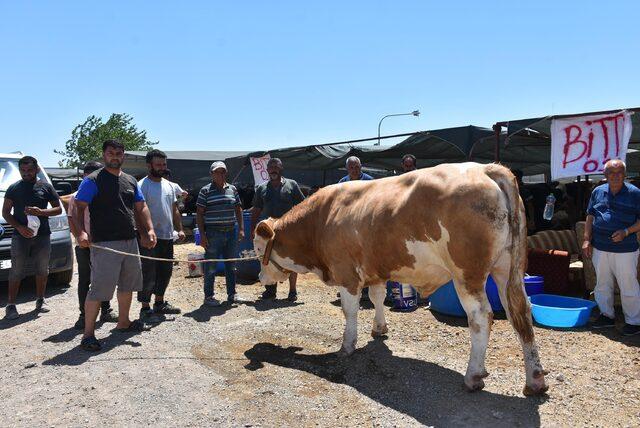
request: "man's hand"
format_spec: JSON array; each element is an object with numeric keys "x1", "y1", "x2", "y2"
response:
[
  {"x1": 140, "y1": 230, "x2": 157, "y2": 249},
  {"x1": 582, "y1": 240, "x2": 592, "y2": 259},
  {"x1": 78, "y1": 231, "x2": 91, "y2": 248},
  {"x1": 200, "y1": 234, "x2": 208, "y2": 250},
  {"x1": 177, "y1": 230, "x2": 186, "y2": 242},
  {"x1": 25, "y1": 206, "x2": 44, "y2": 216},
  {"x1": 611, "y1": 229, "x2": 628, "y2": 243},
  {"x1": 17, "y1": 225, "x2": 34, "y2": 239},
  {"x1": 238, "y1": 229, "x2": 245, "y2": 241}
]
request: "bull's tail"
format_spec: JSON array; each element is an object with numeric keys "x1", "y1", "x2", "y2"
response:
[{"x1": 484, "y1": 164, "x2": 533, "y2": 343}]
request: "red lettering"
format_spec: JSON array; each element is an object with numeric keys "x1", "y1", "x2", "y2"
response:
[
  {"x1": 583, "y1": 160, "x2": 599, "y2": 173},
  {"x1": 563, "y1": 125, "x2": 588, "y2": 168},
  {"x1": 589, "y1": 113, "x2": 625, "y2": 158}
]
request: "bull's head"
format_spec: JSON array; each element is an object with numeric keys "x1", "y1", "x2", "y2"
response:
[{"x1": 253, "y1": 219, "x2": 291, "y2": 285}]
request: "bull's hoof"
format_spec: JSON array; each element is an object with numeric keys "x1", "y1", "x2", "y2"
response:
[
  {"x1": 337, "y1": 345, "x2": 355, "y2": 357},
  {"x1": 523, "y1": 382, "x2": 549, "y2": 396},
  {"x1": 464, "y1": 372, "x2": 488, "y2": 392},
  {"x1": 464, "y1": 378, "x2": 485, "y2": 392},
  {"x1": 371, "y1": 324, "x2": 388, "y2": 338}
]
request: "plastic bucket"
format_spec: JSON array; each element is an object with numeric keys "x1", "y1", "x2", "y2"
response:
[
  {"x1": 524, "y1": 275, "x2": 544, "y2": 296},
  {"x1": 529, "y1": 294, "x2": 596, "y2": 328},
  {"x1": 236, "y1": 211, "x2": 261, "y2": 282},
  {"x1": 389, "y1": 281, "x2": 418, "y2": 312},
  {"x1": 187, "y1": 253, "x2": 204, "y2": 277}
]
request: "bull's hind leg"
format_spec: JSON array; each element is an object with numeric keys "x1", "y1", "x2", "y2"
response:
[
  {"x1": 492, "y1": 262, "x2": 549, "y2": 396},
  {"x1": 338, "y1": 286, "x2": 361, "y2": 356},
  {"x1": 368, "y1": 284, "x2": 388, "y2": 337},
  {"x1": 452, "y1": 276, "x2": 492, "y2": 392}
]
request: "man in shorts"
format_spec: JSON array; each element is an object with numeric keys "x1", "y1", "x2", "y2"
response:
[
  {"x1": 73, "y1": 139, "x2": 157, "y2": 351},
  {"x1": 2, "y1": 156, "x2": 62, "y2": 320}
]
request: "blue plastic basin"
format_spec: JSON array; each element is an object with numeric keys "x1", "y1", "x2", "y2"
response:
[
  {"x1": 529, "y1": 294, "x2": 596, "y2": 328},
  {"x1": 524, "y1": 275, "x2": 544, "y2": 296}
]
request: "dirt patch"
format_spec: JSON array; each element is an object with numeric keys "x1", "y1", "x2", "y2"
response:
[{"x1": 0, "y1": 242, "x2": 638, "y2": 426}]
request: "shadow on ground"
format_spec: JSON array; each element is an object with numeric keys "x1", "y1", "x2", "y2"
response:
[
  {"x1": 244, "y1": 339, "x2": 545, "y2": 427},
  {"x1": 41, "y1": 323, "x2": 161, "y2": 366},
  {"x1": 0, "y1": 279, "x2": 71, "y2": 330}
]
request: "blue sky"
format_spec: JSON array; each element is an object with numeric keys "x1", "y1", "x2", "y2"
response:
[{"x1": 1, "y1": 1, "x2": 639, "y2": 166}]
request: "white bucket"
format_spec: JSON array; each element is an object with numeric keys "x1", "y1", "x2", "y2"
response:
[{"x1": 187, "y1": 253, "x2": 204, "y2": 277}]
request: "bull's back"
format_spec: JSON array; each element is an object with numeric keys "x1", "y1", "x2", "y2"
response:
[{"x1": 313, "y1": 163, "x2": 512, "y2": 286}]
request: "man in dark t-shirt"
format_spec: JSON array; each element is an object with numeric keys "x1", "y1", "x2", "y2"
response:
[
  {"x1": 251, "y1": 158, "x2": 305, "y2": 301},
  {"x1": 73, "y1": 139, "x2": 157, "y2": 351},
  {"x1": 2, "y1": 156, "x2": 62, "y2": 320}
]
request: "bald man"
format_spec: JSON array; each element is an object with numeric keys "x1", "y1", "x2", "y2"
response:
[{"x1": 583, "y1": 159, "x2": 640, "y2": 336}]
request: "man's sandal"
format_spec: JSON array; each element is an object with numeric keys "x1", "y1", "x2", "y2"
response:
[
  {"x1": 80, "y1": 336, "x2": 102, "y2": 352},
  {"x1": 114, "y1": 319, "x2": 146, "y2": 333}
]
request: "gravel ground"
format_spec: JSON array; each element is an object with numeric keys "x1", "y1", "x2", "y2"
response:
[{"x1": 0, "y1": 242, "x2": 639, "y2": 427}]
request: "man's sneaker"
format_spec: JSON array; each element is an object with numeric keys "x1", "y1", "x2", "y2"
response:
[
  {"x1": 153, "y1": 301, "x2": 181, "y2": 314},
  {"x1": 35, "y1": 298, "x2": 50, "y2": 313},
  {"x1": 74, "y1": 315, "x2": 85, "y2": 330},
  {"x1": 227, "y1": 294, "x2": 249, "y2": 304},
  {"x1": 287, "y1": 291, "x2": 298, "y2": 302},
  {"x1": 99, "y1": 309, "x2": 119, "y2": 323},
  {"x1": 622, "y1": 323, "x2": 640, "y2": 336},
  {"x1": 261, "y1": 285, "x2": 277, "y2": 300},
  {"x1": 139, "y1": 307, "x2": 163, "y2": 324},
  {"x1": 204, "y1": 296, "x2": 222, "y2": 307},
  {"x1": 592, "y1": 314, "x2": 616, "y2": 329},
  {"x1": 4, "y1": 305, "x2": 19, "y2": 320}
]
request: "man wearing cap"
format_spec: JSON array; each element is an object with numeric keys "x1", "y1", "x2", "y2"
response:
[{"x1": 196, "y1": 161, "x2": 246, "y2": 306}]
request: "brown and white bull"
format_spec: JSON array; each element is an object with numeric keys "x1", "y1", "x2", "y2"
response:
[{"x1": 253, "y1": 162, "x2": 548, "y2": 395}]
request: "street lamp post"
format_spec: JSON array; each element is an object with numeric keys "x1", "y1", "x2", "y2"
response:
[{"x1": 377, "y1": 110, "x2": 420, "y2": 145}]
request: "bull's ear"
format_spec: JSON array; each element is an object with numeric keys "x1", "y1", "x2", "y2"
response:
[{"x1": 256, "y1": 220, "x2": 275, "y2": 240}]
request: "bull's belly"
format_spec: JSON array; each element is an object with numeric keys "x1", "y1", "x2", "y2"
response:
[{"x1": 389, "y1": 264, "x2": 452, "y2": 296}]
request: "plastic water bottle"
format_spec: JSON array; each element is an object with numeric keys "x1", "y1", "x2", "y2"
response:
[
  {"x1": 194, "y1": 227, "x2": 201, "y2": 246},
  {"x1": 543, "y1": 194, "x2": 556, "y2": 221}
]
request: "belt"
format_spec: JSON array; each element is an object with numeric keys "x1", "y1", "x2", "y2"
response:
[{"x1": 207, "y1": 226, "x2": 235, "y2": 232}]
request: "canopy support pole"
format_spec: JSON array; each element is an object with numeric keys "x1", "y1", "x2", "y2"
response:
[{"x1": 493, "y1": 124, "x2": 501, "y2": 162}]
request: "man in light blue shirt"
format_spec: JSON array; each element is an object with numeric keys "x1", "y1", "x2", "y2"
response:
[{"x1": 137, "y1": 149, "x2": 185, "y2": 322}]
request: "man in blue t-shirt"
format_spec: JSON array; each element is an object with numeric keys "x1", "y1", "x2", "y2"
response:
[
  {"x1": 583, "y1": 159, "x2": 640, "y2": 336},
  {"x1": 338, "y1": 156, "x2": 374, "y2": 183},
  {"x1": 73, "y1": 139, "x2": 157, "y2": 351}
]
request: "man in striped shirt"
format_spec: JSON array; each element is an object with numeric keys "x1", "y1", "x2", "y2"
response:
[{"x1": 196, "y1": 161, "x2": 246, "y2": 306}]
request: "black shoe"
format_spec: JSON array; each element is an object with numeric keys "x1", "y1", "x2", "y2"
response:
[
  {"x1": 153, "y1": 301, "x2": 181, "y2": 314},
  {"x1": 35, "y1": 298, "x2": 50, "y2": 313},
  {"x1": 592, "y1": 314, "x2": 616, "y2": 329},
  {"x1": 287, "y1": 291, "x2": 298, "y2": 302},
  {"x1": 261, "y1": 285, "x2": 277, "y2": 300},
  {"x1": 622, "y1": 323, "x2": 640, "y2": 336},
  {"x1": 99, "y1": 309, "x2": 118, "y2": 323},
  {"x1": 74, "y1": 315, "x2": 85, "y2": 330},
  {"x1": 80, "y1": 335, "x2": 102, "y2": 352},
  {"x1": 139, "y1": 307, "x2": 163, "y2": 324}
]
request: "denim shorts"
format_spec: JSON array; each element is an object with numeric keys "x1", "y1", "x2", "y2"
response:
[{"x1": 9, "y1": 234, "x2": 51, "y2": 281}]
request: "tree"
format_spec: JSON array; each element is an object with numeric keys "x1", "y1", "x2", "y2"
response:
[{"x1": 55, "y1": 113, "x2": 158, "y2": 168}]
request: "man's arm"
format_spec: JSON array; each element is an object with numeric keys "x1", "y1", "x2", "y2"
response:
[
  {"x1": 25, "y1": 184, "x2": 62, "y2": 217},
  {"x1": 2, "y1": 198, "x2": 33, "y2": 238},
  {"x1": 134, "y1": 201, "x2": 156, "y2": 249},
  {"x1": 582, "y1": 215, "x2": 594, "y2": 259},
  {"x1": 291, "y1": 182, "x2": 305, "y2": 205},
  {"x1": 196, "y1": 205, "x2": 207, "y2": 249},
  {"x1": 172, "y1": 201, "x2": 185, "y2": 241},
  {"x1": 235, "y1": 205, "x2": 244, "y2": 240},
  {"x1": 250, "y1": 207, "x2": 262, "y2": 240},
  {"x1": 74, "y1": 200, "x2": 91, "y2": 248}
]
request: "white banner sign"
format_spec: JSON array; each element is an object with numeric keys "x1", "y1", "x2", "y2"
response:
[
  {"x1": 250, "y1": 154, "x2": 271, "y2": 186},
  {"x1": 550, "y1": 110, "x2": 633, "y2": 179}
]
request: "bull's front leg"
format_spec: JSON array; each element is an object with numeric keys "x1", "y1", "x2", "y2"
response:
[
  {"x1": 368, "y1": 284, "x2": 388, "y2": 337},
  {"x1": 338, "y1": 286, "x2": 361, "y2": 356}
]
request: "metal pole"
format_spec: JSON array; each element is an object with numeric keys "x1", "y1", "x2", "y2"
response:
[{"x1": 493, "y1": 124, "x2": 501, "y2": 162}]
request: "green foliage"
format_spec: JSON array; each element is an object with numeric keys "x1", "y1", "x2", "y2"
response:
[{"x1": 55, "y1": 113, "x2": 158, "y2": 168}]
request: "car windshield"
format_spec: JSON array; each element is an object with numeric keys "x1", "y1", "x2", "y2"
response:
[{"x1": 0, "y1": 158, "x2": 47, "y2": 198}]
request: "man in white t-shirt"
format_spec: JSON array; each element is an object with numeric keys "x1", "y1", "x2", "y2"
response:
[
  {"x1": 67, "y1": 161, "x2": 118, "y2": 329},
  {"x1": 137, "y1": 150, "x2": 185, "y2": 322}
]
